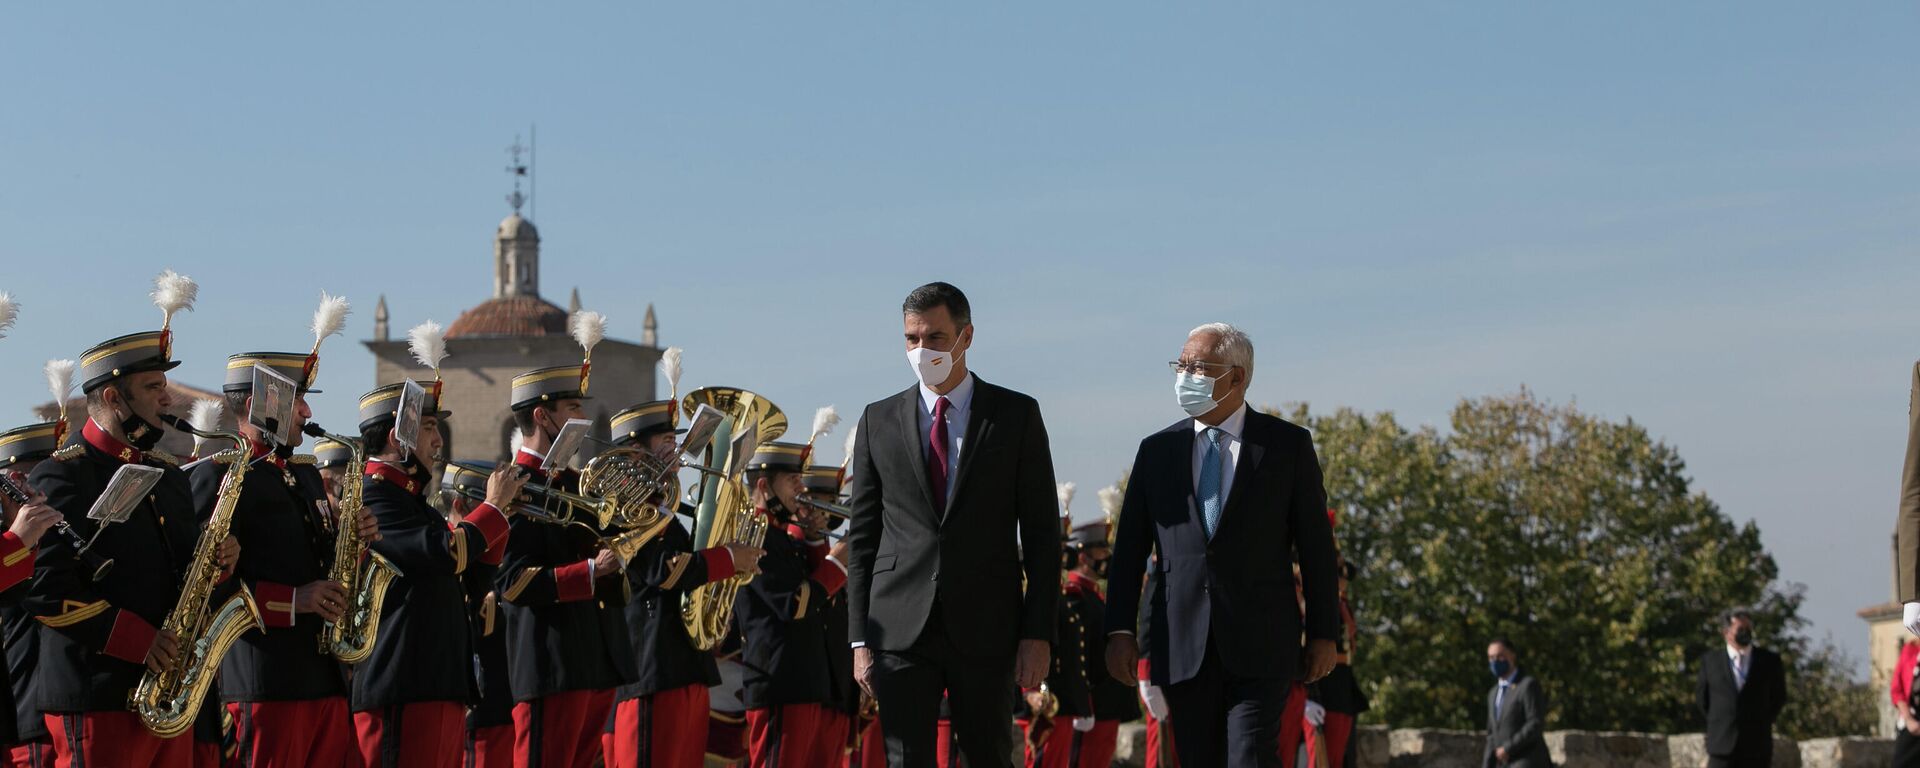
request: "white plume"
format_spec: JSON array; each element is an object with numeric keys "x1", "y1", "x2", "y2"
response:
[
  {"x1": 44, "y1": 359, "x2": 75, "y2": 406},
  {"x1": 189, "y1": 399, "x2": 224, "y2": 452},
  {"x1": 1098, "y1": 485, "x2": 1124, "y2": 519},
  {"x1": 810, "y1": 406, "x2": 840, "y2": 446},
  {"x1": 407, "y1": 320, "x2": 449, "y2": 372},
  {"x1": 1057, "y1": 481, "x2": 1077, "y2": 514},
  {"x1": 151, "y1": 269, "x2": 198, "y2": 327},
  {"x1": 509, "y1": 431, "x2": 525, "y2": 457},
  {"x1": 569, "y1": 311, "x2": 607, "y2": 355},
  {"x1": 189, "y1": 398, "x2": 223, "y2": 433},
  {"x1": 842, "y1": 426, "x2": 858, "y2": 463},
  {"x1": 660, "y1": 346, "x2": 683, "y2": 397},
  {"x1": 310, "y1": 292, "x2": 351, "y2": 348},
  {"x1": 0, "y1": 293, "x2": 17, "y2": 340}
]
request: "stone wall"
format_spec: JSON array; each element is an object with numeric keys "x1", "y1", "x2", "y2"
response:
[{"x1": 1108, "y1": 724, "x2": 1893, "y2": 768}]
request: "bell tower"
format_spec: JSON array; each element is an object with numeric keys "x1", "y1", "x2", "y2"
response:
[{"x1": 493, "y1": 135, "x2": 541, "y2": 299}]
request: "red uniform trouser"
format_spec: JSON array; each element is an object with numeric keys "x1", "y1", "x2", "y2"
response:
[
  {"x1": 745, "y1": 703, "x2": 825, "y2": 768},
  {"x1": 355, "y1": 701, "x2": 465, "y2": 768},
  {"x1": 192, "y1": 740, "x2": 221, "y2": 768},
  {"x1": 850, "y1": 717, "x2": 884, "y2": 768},
  {"x1": 1275, "y1": 684, "x2": 1307, "y2": 768},
  {"x1": 6, "y1": 740, "x2": 53, "y2": 768},
  {"x1": 228, "y1": 697, "x2": 357, "y2": 768},
  {"x1": 935, "y1": 718, "x2": 957, "y2": 768},
  {"x1": 1015, "y1": 718, "x2": 1069, "y2": 768},
  {"x1": 1303, "y1": 712, "x2": 1355, "y2": 768},
  {"x1": 466, "y1": 724, "x2": 514, "y2": 768},
  {"x1": 513, "y1": 689, "x2": 613, "y2": 768},
  {"x1": 1075, "y1": 721, "x2": 1120, "y2": 768},
  {"x1": 608, "y1": 684, "x2": 710, "y2": 768},
  {"x1": 46, "y1": 711, "x2": 193, "y2": 767},
  {"x1": 812, "y1": 710, "x2": 851, "y2": 768}
]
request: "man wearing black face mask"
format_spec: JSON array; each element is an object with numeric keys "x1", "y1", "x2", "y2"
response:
[
  {"x1": 1482, "y1": 637, "x2": 1548, "y2": 768},
  {"x1": 1063, "y1": 522, "x2": 1136, "y2": 768},
  {"x1": 1696, "y1": 611, "x2": 1786, "y2": 767}
]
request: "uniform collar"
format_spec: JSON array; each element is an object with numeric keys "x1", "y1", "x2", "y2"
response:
[
  {"x1": 514, "y1": 447, "x2": 548, "y2": 478},
  {"x1": 365, "y1": 459, "x2": 423, "y2": 496},
  {"x1": 82, "y1": 419, "x2": 143, "y2": 465},
  {"x1": 249, "y1": 439, "x2": 286, "y2": 470},
  {"x1": 1067, "y1": 570, "x2": 1104, "y2": 598}
]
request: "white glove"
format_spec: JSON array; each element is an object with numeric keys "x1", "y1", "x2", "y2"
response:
[
  {"x1": 1073, "y1": 716, "x2": 1096, "y2": 733},
  {"x1": 1905, "y1": 602, "x2": 1920, "y2": 636},
  {"x1": 1303, "y1": 700, "x2": 1326, "y2": 728},
  {"x1": 1139, "y1": 681, "x2": 1170, "y2": 720}
]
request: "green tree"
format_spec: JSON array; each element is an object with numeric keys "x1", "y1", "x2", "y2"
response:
[{"x1": 1278, "y1": 390, "x2": 1868, "y2": 736}]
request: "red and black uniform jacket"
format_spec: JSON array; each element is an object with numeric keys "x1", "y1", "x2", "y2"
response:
[
  {"x1": 25, "y1": 423, "x2": 200, "y2": 713},
  {"x1": 1, "y1": 504, "x2": 44, "y2": 745},
  {"x1": 494, "y1": 450, "x2": 635, "y2": 701},
  {"x1": 615, "y1": 513, "x2": 728, "y2": 702},
  {"x1": 823, "y1": 586, "x2": 859, "y2": 717},
  {"x1": 730, "y1": 517, "x2": 847, "y2": 710},
  {"x1": 1067, "y1": 571, "x2": 1140, "y2": 722},
  {"x1": 1015, "y1": 577, "x2": 1091, "y2": 721},
  {"x1": 462, "y1": 554, "x2": 513, "y2": 731},
  {"x1": 191, "y1": 446, "x2": 346, "y2": 702},
  {"x1": 350, "y1": 461, "x2": 510, "y2": 711}
]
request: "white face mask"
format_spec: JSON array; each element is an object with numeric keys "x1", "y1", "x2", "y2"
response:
[
  {"x1": 908, "y1": 345, "x2": 962, "y2": 389},
  {"x1": 1175, "y1": 372, "x2": 1222, "y2": 418}
]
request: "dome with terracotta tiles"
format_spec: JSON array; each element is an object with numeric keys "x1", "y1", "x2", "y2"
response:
[{"x1": 445, "y1": 295, "x2": 569, "y2": 339}]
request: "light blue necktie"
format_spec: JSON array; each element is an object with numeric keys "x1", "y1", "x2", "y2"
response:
[{"x1": 1199, "y1": 428, "x2": 1225, "y2": 539}]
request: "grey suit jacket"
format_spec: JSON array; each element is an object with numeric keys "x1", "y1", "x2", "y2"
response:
[{"x1": 1484, "y1": 672, "x2": 1551, "y2": 768}]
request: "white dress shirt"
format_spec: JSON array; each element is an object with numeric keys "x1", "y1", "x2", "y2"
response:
[
  {"x1": 1727, "y1": 645, "x2": 1750, "y2": 691},
  {"x1": 916, "y1": 372, "x2": 975, "y2": 506},
  {"x1": 1192, "y1": 404, "x2": 1248, "y2": 506}
]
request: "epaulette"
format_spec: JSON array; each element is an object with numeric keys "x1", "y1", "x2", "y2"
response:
[
  {"x1": 147, "y1": 449, "x2": 181, "y2": 467},
  {"x1": 51, "y1": 445, "x2": 86, "y2": 462},
  {"x1": 289, "y1": 455, "x2": 316, "y2": 466}
]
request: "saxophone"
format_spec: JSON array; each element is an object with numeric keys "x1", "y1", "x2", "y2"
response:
[
  {"x1": 304, "y1": 423, "x2": 400, "y2": 663},
  {"x1": 131, "y1": 416, "x2": 264, "y2": 737}
]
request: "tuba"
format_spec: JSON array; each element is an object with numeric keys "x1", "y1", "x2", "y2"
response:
[
  {"x1": 133, "y1": 416, "x2": 264, "y2": 737},
  {"x1": 302, "y1": 423, "x2": 401, "y2": 664},
  {"x1": 679, "y1": 386, "x2": 785, "y2": 651}
]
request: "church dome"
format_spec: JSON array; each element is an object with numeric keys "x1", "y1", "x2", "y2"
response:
[
  {"x1": 498, "y1": 213, "x2": 539, "y2": 241},
  {"x1": 446, "y1": 296, "x2": 568, "y2": 339}
]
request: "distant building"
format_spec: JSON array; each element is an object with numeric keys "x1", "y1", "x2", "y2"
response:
[
  {"x1": 1859, "y1": 532, "x2": 1907, "y2": 737},
  {"x1": 35, "y1": 381, "x2": 223, "y2": 459},
  {"x1": 362, "y1": 211, "x2": 661, "y2": 463}
]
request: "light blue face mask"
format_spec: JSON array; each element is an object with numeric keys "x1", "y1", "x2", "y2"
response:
[{"x1": 1175, "y1": 372, "x2": 1222, "y2": 417}]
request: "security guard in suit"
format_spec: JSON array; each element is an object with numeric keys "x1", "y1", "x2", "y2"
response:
[{"x1": 606, "y1": 400, "x2": 764, "y2": 768}]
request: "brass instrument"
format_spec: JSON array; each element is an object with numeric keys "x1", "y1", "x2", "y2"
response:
[
  {"x1": 443, "y1": 462, "x2": 666, "y2": 567},
  {"x1": 679, "y1": 387, "x2": 785, "y2": 652},
  {"x1": 302, "y1": 423, "x2": 401, "y2": 664},
  {"x1": 796, "y1": 496, "x2": 850, "y2": 520},
  {"x1": 133, "y1": 415, "x2": 264, "y2": 737}
]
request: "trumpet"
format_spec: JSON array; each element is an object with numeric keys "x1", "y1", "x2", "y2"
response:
[
  {"x1": 441, "y1": 464, "x2": 657, "y2": 566},
  {"x1": 795, "y1": 496, "x2": 850, "y2": 520}
]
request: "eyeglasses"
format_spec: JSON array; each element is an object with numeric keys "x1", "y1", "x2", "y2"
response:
[{"x1": 1169, "y1": 360, "x2": 1236, "y2": 375}]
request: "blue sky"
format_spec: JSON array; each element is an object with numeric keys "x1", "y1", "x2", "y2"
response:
[{"x1": 3, "y1": 3, "x2": 1916, "y2": 671}]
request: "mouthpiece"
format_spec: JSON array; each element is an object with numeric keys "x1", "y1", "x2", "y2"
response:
[{"x1": 301, "y1": 422, "x2": 328, "y2": 439}]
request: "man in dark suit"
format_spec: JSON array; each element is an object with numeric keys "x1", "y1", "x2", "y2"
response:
[
  {"x1": 1103, "y1": 322, "x2": 1341, "y2": 768},
  {"x1": 1697, "y1": 611, "x2": 1787, "y2": 767},
  {"x1": 1483, "y1": 637, "x2": 1549, "y2": 768},
  {"x1": 846, "y1": 281, "x2": 1060, "y2": 768}
]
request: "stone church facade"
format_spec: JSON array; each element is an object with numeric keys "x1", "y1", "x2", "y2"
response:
[{"x1": 363, "y1": 211, "x2": 662, "y2": 463}]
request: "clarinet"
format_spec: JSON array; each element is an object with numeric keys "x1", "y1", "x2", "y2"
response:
[{"x1": 0, "y1": 472, "x2": 115, "y2": 582}]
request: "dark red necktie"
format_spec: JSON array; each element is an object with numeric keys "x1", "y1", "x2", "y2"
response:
[{"x1": 929, "y1": 396, "x2": 951, "y2": 515}]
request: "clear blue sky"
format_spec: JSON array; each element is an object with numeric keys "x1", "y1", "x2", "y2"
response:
[{"x1": 4, "y1": 3, "x2": 1915, "y2": 671}]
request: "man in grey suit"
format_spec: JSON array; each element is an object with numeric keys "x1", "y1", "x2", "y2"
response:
[{"x1": 1484, "y1": 637, "x2": 1550, "y2": 768}]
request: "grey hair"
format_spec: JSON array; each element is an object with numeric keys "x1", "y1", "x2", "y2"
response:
[{"x1": 1188, "y1": 322, "x2": 1254, "y2": 382}]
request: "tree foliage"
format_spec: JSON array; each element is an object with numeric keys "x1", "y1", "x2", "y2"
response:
[{"x1": 1279, "y1": 390, "x2": 1869, "y2": 736}]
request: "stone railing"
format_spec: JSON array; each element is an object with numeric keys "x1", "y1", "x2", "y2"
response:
[{"x1": 1107, "y1": 724, "x2": 1893, "y2": 768}]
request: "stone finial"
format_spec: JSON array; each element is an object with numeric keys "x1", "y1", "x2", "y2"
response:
[
  {"x1": 643, "y1": 303, "x2": 658, "y2": 347},
  {"x1": 569, "y1": 287, "x2": 581, "y2": 314},
  {"x1": 374, "y1": 295, "x2": 390, "y2": 342}
]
